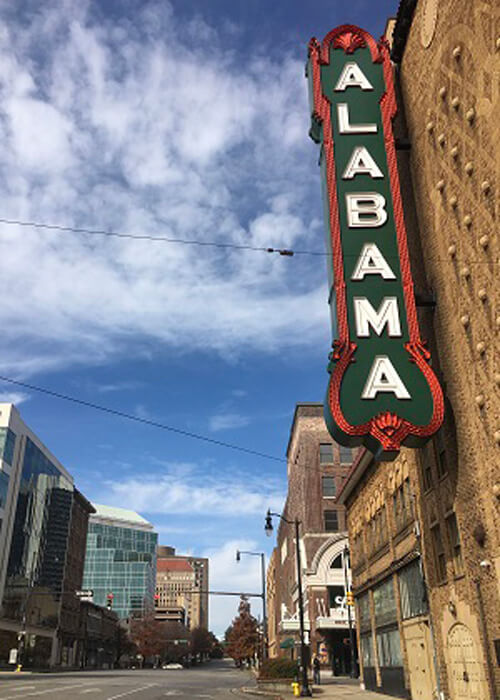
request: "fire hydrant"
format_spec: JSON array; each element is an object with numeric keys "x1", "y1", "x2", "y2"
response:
[{"x1": 291, "y1": 681, "x2": 300, "y2": 696}]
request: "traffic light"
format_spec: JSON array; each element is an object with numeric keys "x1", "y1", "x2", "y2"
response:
[
  {"x1": 106, "y1": 592, "x2": 114, "y2": 611},
  {"x1": 154, "y1": 594, "x2": 160, "y2": 608},
  {"x1": 346, "y1": 591, "x2": 354, "y2": 606}
]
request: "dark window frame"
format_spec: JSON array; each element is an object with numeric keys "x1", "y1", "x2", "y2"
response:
[
  {"x1": 324, "y1": 510, "x2": 339, "y2": 532},
  {"x1": 322, "y1": 475, "x2": 336, "y2": 498},
  {"x1": 319, "y1": 443, "x2": 334, "y2": 464}
]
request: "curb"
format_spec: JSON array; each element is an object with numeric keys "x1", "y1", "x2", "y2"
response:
[{"x1": 233, "y1": 687, "x2": 282, "y2": 699}]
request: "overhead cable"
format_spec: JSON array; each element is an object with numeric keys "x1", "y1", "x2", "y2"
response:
[{"x1": 0, "y1": 375, "x2": 286, "y2": 463}]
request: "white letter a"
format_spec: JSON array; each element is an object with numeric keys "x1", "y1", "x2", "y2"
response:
[{"x1": 362, "y1": 356, "x2": 411, "y2": 399}]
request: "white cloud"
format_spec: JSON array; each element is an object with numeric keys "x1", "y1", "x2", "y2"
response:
[
  {"x1": 101, "y1": 466, "x2": 285, "y2": 517},
  {"x1": 0, "y1": 0, "x2": 329, "y2": 377},
  {"x1": 0, "y1": 391, "x2": 30, "y2": 405},
  {"x1": 209, "y1": 412, "x2": 250, "y2": 432}
]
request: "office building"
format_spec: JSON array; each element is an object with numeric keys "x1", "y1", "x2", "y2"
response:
[
  {"x1": 266, "y1": 403, "x2": 357, "y2": 674},
  {"x1": 157, "y1": 546, "x2": 209, "y2": 629},
  {"x1": 155, "y1": 557, "x2": 200, "y2": 629},
  {"x1": 0, "y1": 403, "x2": 94, "y2": 668},
  {"x1": 82, "y1": 504, "x2": 157, "y2": 620}
]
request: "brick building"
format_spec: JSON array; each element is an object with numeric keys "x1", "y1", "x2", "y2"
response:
[
  {"x1": 266, "y1": 403, "x2": 358, "y2": 674},
  {"x1": 155, "y1": 558, "x2": 201, "y2": 630},
  {"x1": 337, "y1": 2, "x2": 499, "y2": 698},
  {"x1": 156, "y1": 546, "x2": 209, "y2": 629}
]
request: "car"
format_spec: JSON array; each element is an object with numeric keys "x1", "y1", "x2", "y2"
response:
[{"x1": 162, "y1": 663, "x2": 184, "y2": 670}]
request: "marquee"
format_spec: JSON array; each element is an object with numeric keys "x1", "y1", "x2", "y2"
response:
[{"x1": 307, "y1": 26, "x2": 443, "y2": 460}]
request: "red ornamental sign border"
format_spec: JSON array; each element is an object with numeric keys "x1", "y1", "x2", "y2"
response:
[{"x1": 308, "y1": 25, "x2": 444, "y2": 454}]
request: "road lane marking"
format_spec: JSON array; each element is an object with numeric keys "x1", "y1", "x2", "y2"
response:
[
  {"x1": 0, "y1": 682, "x2": 97, "y2": 700},
  {"x1": 80, "y1": 690, "x2": 102, "y2": 695},
  {"x1": 4, "y1": 687, "x2": 36, "y2": 692},
  {"x1": 106, "y1": 684, "x2": 158, "y2": 700}
]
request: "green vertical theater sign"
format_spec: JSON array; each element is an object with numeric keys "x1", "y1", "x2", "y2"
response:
[{"x1": 307, "y1": 26, "x2": 444, "y2": 460}]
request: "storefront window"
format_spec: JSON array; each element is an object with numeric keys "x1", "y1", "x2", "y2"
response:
[
  {"x1": 357, "y1": 592, "x2": 371, "y2": 633},
  {"x1": 398, "y1": 560, "x2": 428, "y2": 619},
  {"x1": 373, "y1": 578, "x2": 397, "y2": 627},
  {"x1": 376, "y1": 628, "x2": 402, "y2": 667},
  {"x1": 360, "y1": 635, "x2": 374, "y2": 666}
]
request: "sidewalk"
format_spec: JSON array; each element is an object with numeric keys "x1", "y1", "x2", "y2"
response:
[{"x1": 275, "y1": 675, "x2": 395, "y2": 700}]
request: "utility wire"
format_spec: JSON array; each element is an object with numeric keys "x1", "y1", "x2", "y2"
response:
[
  {"x1": 0, "y1": 375, "x2": 286, "y2": 463},
  {"x1": 0, "y1": 217, "x2": 305, "y2": 257},
  {"x1": 0, "y1": 217, "x2": 495, "y2": 263}
]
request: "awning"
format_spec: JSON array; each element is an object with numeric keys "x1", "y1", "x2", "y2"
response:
[{"x1": 280, "y1": 638, "x2": 295, "y2": 649}]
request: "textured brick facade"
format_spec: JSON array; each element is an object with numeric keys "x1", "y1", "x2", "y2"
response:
[
  {"x1": 339, "y1": 1, "x2": 499, "y2": 698},
  {"x1": 266, "y1": 404, "x2": 357, "y2": 672}
]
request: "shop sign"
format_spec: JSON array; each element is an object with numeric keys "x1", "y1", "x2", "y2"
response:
[{"x1": 307, "y1": 25, "x2": 443, "y2": 459}]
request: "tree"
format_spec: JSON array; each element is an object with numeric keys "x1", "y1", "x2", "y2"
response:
[
  {"x1": 190, "y1": 626, "x2": 213, "y2": 659},
  {"x1": 226, "y1": 597, "x2": 259, "y2": 665},
  {"x1": 162, "y1": 621, "x2": 191, "y2": 663},
  {"x1": 115, "y1": 624, "x2": 137, "y2": 667},
  {"x1": 130, "y1": 614, "x2": 167, "y2": 660}
]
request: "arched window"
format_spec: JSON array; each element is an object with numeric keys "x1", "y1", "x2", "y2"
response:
[{"x1": 330, "y1": 553, "x2": 343, "y2": 569}]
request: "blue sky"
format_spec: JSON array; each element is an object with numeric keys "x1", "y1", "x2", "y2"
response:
[{"x1": 0, "y1": 0, "x2": 398, "y2": 635}]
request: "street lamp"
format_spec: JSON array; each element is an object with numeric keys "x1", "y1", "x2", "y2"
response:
[
  {"x1": 342, "y1": 545, "x2": 356, "y2": 678},
  {"x1": 235, "y1": 550, "x2": 267, "y2": 661},
  {"x1": 265, "y1": 509, "x2": 312, "y2": 697}
]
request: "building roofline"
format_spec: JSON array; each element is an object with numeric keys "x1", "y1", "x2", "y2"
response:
[
  {"x1": 285, "y1": 402, "x2": 324, "y2": 458},
  {"x1": 336, "y1": 448, "x2": 376, "y2": 505},
  {"x1": 74, "y1": 488, "x2": 95, "y2": 514},
  {"x1": 390, "y1": 0, "x2": 418, "y2": 63},
  {"x1": 91, "y1": 503, "x2": 155, "y2": 531}
]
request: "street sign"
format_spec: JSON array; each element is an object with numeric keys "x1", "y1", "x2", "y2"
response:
[
  {"x1": 9, "y1": 648, "x2": 18, "y2": 664},
  {"x1": 307, "y1": 25, "x2": 444, "y2": 460},
  {"x1": 75, "y1": 590, "x2": 94, "y2": 598}
]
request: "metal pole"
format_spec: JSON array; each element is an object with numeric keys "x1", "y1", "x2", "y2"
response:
[
  {"x1": 260, "y1": 553, "x2": 267, "y2": 661},
  {"x1": 343, "y1": 546, "x2": 356, "y2": 678},
  {"x1": 295, "y1": 518, "x2": 311, "y2": 697},
  {"x1": 474, "y1": 577, "x2": 496, "y2": 699}
]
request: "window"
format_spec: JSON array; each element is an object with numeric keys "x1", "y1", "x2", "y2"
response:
[
  {"x1": 446, "y1": 512, "x2": 463, "y2": 576},
  {"x1": 0, "y1": 470, "x2": 9, "y2": 508},
  {"x1": 369, "y1": 508, "x2": 388, "y2": 554},
  {"x1": 322, "y1": 476, "x2": 336, "y2": 498},
  {"x1": 324, "y1": 510, "x2": 339, "y2": 532},
  {"x1": 431, "y1": 523, "x2": 446, "y2": 582},
  {"x1": 398, "y1": 560, "x2": 428, "y2": 619},
  {"x1": 339, "y1": 445, "x2": 352, "y2": 464},
  {"x1": 373, "y1": 578, "x2": 397, "y2": 627},
  {"x1": 0, "y1": 428, "x2": 16, "y2": 466},
  {"x1": 360, "y1": 635, "x2": 375, "y2": 667},
  {"x1": 376, "y1": 628, "x2": 402, "y2": 667},
  {"x1": 393, "y1": 478, "x2": 413, "y2": 531},
  {"x1": 330, "y1": 553, "x2": 343, "y2": 569},
  {"x1": 435, "y1": 431, "x2": 448, "y2": 478},
  {"x1": 357, "y1": 592, "x2": 371, "y2": 634},
  {"x1": 421, "y1": 444, "x2": 433, "y2": 491},
  {"x1": 319, "y1": 443, "x2": 334, "y2": 464}
]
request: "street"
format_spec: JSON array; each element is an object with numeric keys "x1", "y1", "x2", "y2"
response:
[{"x1": 0, "y1": 660, "x2": 255, "y2": 700}]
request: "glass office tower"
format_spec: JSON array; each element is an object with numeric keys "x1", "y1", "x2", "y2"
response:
[{"x1": 82, "y1": 504, "x2": 157, "y2": 619}]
